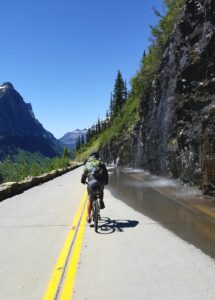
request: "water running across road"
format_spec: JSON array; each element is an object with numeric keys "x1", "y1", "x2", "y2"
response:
[{"x1": 108, "y1": 167, "x2": 215, "y2": 259}]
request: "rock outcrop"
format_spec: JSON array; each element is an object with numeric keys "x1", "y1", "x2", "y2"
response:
[{"x1": 101, "y1": 0, "x2": 215, "y2": 195}]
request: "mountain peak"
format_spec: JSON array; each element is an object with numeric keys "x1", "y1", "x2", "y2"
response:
[
  {"x1": 0, "y1": 82, "x2": 14, "y2": 90},
  {"x1": 59, "y1": 129, "x2": 87, "y2": 150},
  {"x1": 0, "y1": 82, "x2": 63, "y2": 159}
]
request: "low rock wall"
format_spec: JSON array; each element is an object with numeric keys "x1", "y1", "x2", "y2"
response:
[{"x1": 0, "y1": 163, "x2": 82, "y2": 202}]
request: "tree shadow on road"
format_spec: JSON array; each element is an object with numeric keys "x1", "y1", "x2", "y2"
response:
[{"x1": 90, "y1": 217, "x2": 139, "y2": 234}]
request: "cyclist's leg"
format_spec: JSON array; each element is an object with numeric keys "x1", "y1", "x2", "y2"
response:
[
  {"x1": 87, "y1": 186, "x2": 93, "y2": 223},
  {"x1": 99, "y1": 186, "x2": 105, "y2": 209},
  {"x1": 87, "y1": 197, "x2": 93, "y2": 222}
]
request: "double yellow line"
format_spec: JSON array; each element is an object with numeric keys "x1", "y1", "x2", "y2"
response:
[{"x1": 43, "y1": 191, "x2": 88, "y2": 300}]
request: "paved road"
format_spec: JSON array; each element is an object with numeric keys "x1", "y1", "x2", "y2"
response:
[
  {"x1": 0, "y1": 167, "x2": 86, "y2": 300},
  {"x1": 73, "y1": 175, "x2": 215, "y2": 300},
  {"x1": 0, "y1": 166, "x2": 215, "y2": 300}
]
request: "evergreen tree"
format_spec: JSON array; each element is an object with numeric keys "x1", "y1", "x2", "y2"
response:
[
  {"x1": 123, "y1": 79, "x2": 128, "y2": 102},
  {"x1": 76, "y1": 136, "x2": 81, "y2": 150},
  {"x1": 86, "y1": 128, "x2": 91, "y2": 143},
  {"x1": 95, "y1": 123, "x2": 98, "y2": 135},
  {"x1": 97, "y1": 118, "x2": 101, "y2": 134},
  {"x1": 91, "y1": 125, "x2": 96, "y2": 138},
  {"x1": 63, "y1": 147, "x2": 70, "y2": 158},
  {"x1": 112, "y1": 70, "x2": 127, "y2": 116},
  {"x1": 109, "y1": 92, "x2": 114, "y2": 118},
  {"x1": 81, "y1": 134, "x2": 85, "y2": 145},
  {"x1": 70, "y1": 149, "x2": 75, "y2": 160},
  {"x1": 102, "y1": 120, "x2": 106, "y2": 131}
]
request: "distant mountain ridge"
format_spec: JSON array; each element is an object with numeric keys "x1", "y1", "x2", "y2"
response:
[
  {"x1": 59, "y1": 129, "x2": 87, "y2": 150},
  {"x1": 0, "y1": 82, "x2": 63, "y2": 159}
]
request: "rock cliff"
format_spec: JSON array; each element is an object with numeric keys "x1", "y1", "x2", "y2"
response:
[{"x1": 101, "y1": 0, "x2": 215, "y2": 195}]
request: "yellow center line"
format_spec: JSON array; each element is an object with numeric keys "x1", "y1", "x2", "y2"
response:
[
  {"x1": 43, "y1": 190, "x2": 88, "y2": 300},
  {"x1": 59, "y1": 204, "x2": 88, "y2": 300}
]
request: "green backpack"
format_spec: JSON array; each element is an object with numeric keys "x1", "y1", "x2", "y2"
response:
[{"x1": 87, "y1": 159, "x2": 103, "y2": 181}]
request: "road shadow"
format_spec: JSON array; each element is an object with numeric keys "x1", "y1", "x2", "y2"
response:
[{"x1": 90, "y1": 217, "x2": 139, "y2": 234}]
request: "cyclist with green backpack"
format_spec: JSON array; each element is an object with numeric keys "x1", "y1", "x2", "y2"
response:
[{"x1": 81, "y1": 152, "x2": 109, "y2": 223}]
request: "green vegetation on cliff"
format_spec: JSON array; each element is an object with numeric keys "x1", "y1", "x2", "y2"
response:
[
  {"x1": 75, "y1": 0, "x2": 185, "y2": 161},
  {"x1": 131, "y1": 0, "x2": 185, "y2": 99},
  {"x1": 76, "y1": 95, "x2": 139, "y2": 161}
]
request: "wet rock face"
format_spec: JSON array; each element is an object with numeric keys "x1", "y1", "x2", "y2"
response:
[
  {"x1": 171, "y1": 0, "x2": 215, "y2": 193},
  {"x1": 100, "y1": 133, "x2": 136, "y2": 167},
  {"x1": 142, "y1": 0, "x2": 215, "y2": 192},
  {"x1": 102, "y1": 0, "x2": 215, "y2": 194}
]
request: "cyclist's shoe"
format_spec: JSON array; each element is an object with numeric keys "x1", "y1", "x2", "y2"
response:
[
  {"x1": 86, "y1": 217, "x2": 91, "y2": 223},
  {"x1": 99, "y1": 200, "x2": 105, "y2": 209}
]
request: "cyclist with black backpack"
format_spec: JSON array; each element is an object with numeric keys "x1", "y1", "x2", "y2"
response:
[{"x1": 81, "y1": 152, "x2": 109, "y2": 223}]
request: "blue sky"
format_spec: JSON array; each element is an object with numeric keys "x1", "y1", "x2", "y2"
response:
[{"x1": 0, "y1": 0, "x2": 164, "y2": 138}]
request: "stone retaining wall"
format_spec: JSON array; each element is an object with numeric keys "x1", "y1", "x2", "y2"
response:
[{"x1": 0, "y1": 163, "x2": 82, "y2": 202}]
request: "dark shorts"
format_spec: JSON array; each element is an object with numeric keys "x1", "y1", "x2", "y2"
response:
[{"x1": 87, "y1": 180, "x2": 104, "y2": 200}]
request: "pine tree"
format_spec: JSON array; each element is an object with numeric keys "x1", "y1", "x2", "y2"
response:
[
  {"x1": 63, "y1": 147, "x2": 70, "y2": 158},
  {"x1": 102, "y1": 120, "x2": 106, "y2": 131},
  {"x1": 97, "y1": 118, "x2": 101, "y2": 134},
  {"x1": 109, "y1": 92, "x2": 114, "y2": 119},
  {"x1": 70, "y1": 149, "x2": 75, "y2": 160},
  {"x1": 86, "y1": 128, "x2": 91, "y2": 143},
  {"x1": 123, "y1": 79, "x2": 128, "y2": 102},
  {"x1": 112, "y1": 70, "x2": 127, "y2": 116},
  {"x1": 76, "y1": 136, "x2": 81, "y2": 150},
  {"x1": 81, "y1": 134, "x2": 85, "y2": 145}
]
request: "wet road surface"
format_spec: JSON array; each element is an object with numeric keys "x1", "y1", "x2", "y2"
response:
[
  {"x1": 73, "y1": 167, "x2": 215, "y2": 299},
  {"x1": 0, "y1": 166, "x2": 214, "y2": 300},
  {"x1": 108, "y1": 167, "x2": 215, "y2": 259}
]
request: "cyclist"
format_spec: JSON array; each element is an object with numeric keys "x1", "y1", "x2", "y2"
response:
[{"x1": 81, "y1": 152, "x2": 109, "y2": 223}]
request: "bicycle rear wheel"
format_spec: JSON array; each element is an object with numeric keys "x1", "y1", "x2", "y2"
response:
[{"x1": 93, "y1": 200, "x2": 99, "y2": 232}]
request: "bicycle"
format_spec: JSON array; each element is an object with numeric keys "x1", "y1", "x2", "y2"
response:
[
  {"x1": 91, "y1": 188, "x2": 101, "y2": 232},
  {"x1": 86, "y1": 181, "x2": 102, "y2": 232}
]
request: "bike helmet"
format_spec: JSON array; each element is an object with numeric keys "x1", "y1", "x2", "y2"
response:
[{"x1": 90, "y1": 151, "x2": 99, "y2": 159}]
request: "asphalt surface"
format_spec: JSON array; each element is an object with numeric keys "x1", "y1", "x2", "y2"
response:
[
  {"x1": 0, "y1": 166, "x2": 214, "y2": 300},
  {"x1": 73, "y1": 168, "x2": 215, "y2": 300},
  {"x1": 108, "y1": 167, "x2": 215, "y2": 259},
  {"x1": 0, "y1": 167, "x2": 86, "y2": 300}
]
